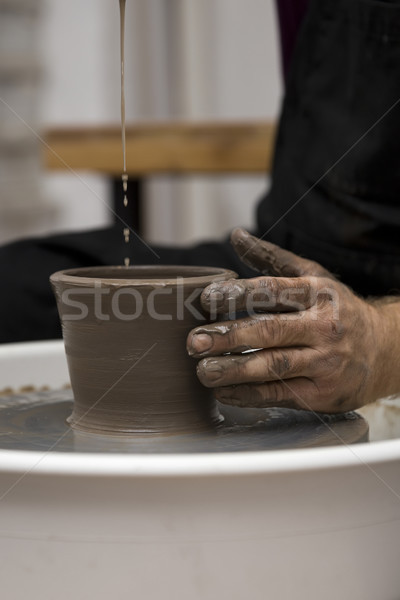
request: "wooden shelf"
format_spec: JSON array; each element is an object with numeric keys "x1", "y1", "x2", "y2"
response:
[{"x1": 43, "y1": 121, "x2": 276, "y2": 176}]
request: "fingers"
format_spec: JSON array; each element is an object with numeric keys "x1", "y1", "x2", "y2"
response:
[
  {"x1": 230, "y1": 227, "x2": 332, "y2": 278},
  {"x1": 200, "y1": 275, "x2": 318, "y2": 315},
  {"x1": 196, "y1": 347, "x2": 317, "y2": 388},
  {"x1": 214, "y1": 378, "x2": 320, "y2": 411},
  {"x1": 187, "y1": 312, "x2": 314, "y2": 357}
]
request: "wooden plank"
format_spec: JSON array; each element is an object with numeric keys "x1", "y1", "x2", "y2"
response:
[{"x1": 43, "y1": 121, "x2": 276, "y2": 175}]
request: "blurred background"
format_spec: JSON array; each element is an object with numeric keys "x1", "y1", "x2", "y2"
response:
[{"x1": 0, "y1": 0, "x2": 282, "y2": 246}]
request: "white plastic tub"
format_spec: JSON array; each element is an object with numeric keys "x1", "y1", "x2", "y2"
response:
[{"x1": 0, "y1": 341, "x2": 399, "y2": 600}]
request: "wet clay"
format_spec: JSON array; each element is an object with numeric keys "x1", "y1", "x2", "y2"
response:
[
  {"x1": 50, "y1": 265, "x2": 237, "y2": 435},
  {"x1": 0, "y1": 388, "x2": 369, "y2": 453}
]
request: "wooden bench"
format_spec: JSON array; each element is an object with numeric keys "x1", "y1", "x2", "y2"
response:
[{"x1": 43, "y1": 120, "x2": 276, "y2": 232}]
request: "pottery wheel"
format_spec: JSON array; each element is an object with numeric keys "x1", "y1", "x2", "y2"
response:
[{"x1": 0, "y1": 389, "x2": 368, "y2": 453}]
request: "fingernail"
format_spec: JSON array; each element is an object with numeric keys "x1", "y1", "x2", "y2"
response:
[
  {"x1": 207, "y1": 290, "x2": 225, "y2": 311},
  {"x1": 197, "y1": 359, "x2": 223, "y2": 384},
  {"x1": 231, "y1": 227, "x2": 250, "y2": 245},
  {"x1": 202, "y1": 285, "x2": 225, "y2": 309},
  {"x1": 208, "y1": 290, "x2": 224, "y2": 302},
  {"x1": 232, "y1": 227, "x2": 248, "y2": 238},
  {"x1": 188, "y1": 333, "x2": 213, "y2": 356}
]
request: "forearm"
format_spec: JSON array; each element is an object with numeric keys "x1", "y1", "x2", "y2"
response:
[{"x1": 370, "y1": 297, "x2": 400, "y2": 401}]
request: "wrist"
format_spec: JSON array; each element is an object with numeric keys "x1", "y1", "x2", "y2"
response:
[{"x1": 367, "y1": 298, "x2": 400, "y2": 401}]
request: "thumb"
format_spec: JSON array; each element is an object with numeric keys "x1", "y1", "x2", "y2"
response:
[{"x1": 230, "y1": 227, "x2": 332, "y2": 278}]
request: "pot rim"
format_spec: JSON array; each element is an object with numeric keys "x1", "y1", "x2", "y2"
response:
[{"x1": 50, "y1": 265, "x2": 238, "y2": 288}]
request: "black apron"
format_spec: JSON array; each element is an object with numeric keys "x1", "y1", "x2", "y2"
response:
[{"x1": 257, "y1": 0, "x2": 400, "y2": 296}]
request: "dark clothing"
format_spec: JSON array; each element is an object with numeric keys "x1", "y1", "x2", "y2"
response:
[
  {"x1": 1, "y1": 0, "x2": 400, "y2": 343},
  {"x1": 258, "y1": 0, "x2": 400, "y2": 297},
  {"x1": 276, "y1": 0, "x2": 310, "y2": 81}
]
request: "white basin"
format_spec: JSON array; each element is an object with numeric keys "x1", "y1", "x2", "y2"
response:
[{"x1": 0, "y1": 340, "x2": 399, "y2": 600}]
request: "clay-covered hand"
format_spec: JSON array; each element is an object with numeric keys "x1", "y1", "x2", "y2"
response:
[{"x1": 187, "y1": 228, "x2": 395, "y2": 413}]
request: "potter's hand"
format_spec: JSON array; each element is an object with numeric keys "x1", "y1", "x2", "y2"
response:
[{"x1": 187, "y1": 228, "x2": 400, "y2": 413}]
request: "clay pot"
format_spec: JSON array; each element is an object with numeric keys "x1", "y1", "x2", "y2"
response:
[{"x1": 50, "y1": 265, "x2": 237, "y2": 435}]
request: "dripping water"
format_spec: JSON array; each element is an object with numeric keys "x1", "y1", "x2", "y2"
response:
[{"x1": 120, "y1": 0, "x2": 130, "y2": 266}]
